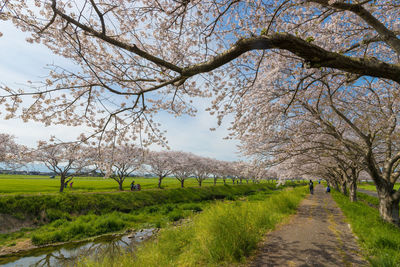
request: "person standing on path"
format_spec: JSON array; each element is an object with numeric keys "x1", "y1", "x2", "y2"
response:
[{"x1": 309, "y1": 179, "x2": 314, "y2": 194}]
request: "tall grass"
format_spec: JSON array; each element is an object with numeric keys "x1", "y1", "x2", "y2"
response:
[
  {"x1": 0, "y1": 201, "x2": 206, "y2": 247},
  {"x1": 0, "y1": 184, "x2": 276, "y2": 219},
  {"x1": 80, "y1": 187, "x2": 307, "y2": 267},
  {"x1": 1, "y1": 184, "x2": 289, "y2": 247},
  {"x1": 332, "y1": 191, "x2": 400, "y2": 266}
]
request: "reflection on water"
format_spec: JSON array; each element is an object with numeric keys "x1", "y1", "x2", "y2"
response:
[{"x1": 0, "y1": 228, "x2": 156, "y2": 267}]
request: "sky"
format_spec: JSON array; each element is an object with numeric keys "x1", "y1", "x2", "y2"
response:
[{"x1": 0, "y1": 20, "x2": 241, "y2": 162}]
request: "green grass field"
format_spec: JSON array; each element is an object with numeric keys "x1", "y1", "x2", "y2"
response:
[
  {"x1": 359, "y1": 183, "x2": 400, "y2": 192},
  {"x1": 0, "y1": 174, "x2": 256, "y2": 194}
]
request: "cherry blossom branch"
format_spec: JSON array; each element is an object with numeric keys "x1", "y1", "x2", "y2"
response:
[
  {"x1": 37, "y1": 2, "x2": 400, "y2": 85},
  {"x1": 50, "y1": 0, "x2": 183, "y2": 73},
  {"x1": 181, "y1": 34, "x2": 400, "y2": 83},
  {"x1": 308, "y1": 0, "x2": 400, "y2": 55}
]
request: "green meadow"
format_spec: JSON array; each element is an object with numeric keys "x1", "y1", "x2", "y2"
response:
[
  {"x1": 358, "y1": 182, "x2": 400, "y2": 192},
  {"x1": 0, "y1": 174, "x2": 253, "y2": 195}
]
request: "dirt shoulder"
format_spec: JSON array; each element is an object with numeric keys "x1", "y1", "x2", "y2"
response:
[{"x1": 250, "y1": 185, "x2": 367, "y2": 267}]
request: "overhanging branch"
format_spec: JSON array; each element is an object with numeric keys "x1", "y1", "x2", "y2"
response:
[{"x1": 182, "y1": 33, "x2": 400, "y2": 83}]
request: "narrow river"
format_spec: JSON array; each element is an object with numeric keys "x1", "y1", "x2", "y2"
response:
[{"x1": 0, "y1": 228, "x2": 156, "y2": 267}]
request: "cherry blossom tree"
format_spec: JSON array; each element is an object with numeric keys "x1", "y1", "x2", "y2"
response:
[
  {"x1": 170, "y1": 151, "x2": 196, "y2": 188},
  {"x1": 235, "y1": 161, "x2": 249, "y2": 184},
  {"x1": 145, "y1": 150, "x2": 175, "y2": 189},
  {"x1": 235, "y1": 71, "x2": 400, "y2": 224},
  {"x1": 0, "y1": 133, "x2": 26, "y2": 170},
  {"x1": 35, "y1": 141, "x2": 90, "y2": 192},
  {"x1": 210, "y1": 159, "x2": 225, "y2": 186},
  {"x1": 0, "y1": 0, "x2": 398, "y2": 146},
  {"x1": 96, "y1": 144, "x2": 146, "y2": 190},
  {"x1": 218, "y1": 161, "x2": 233, "y2": 185},
  {"x1": 192, "y1": 156, "x2": 212, "y2": 187}
]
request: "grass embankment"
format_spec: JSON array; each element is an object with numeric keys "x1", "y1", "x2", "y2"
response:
[
  {"x1": 1, "y1": 202, "x2": 208, "y2": 248},
  {"x1": 357, "y1": 192, "x2": 380, "y2": 207},
  {"x1": 357, "y1": 189, "x2": 400, "y2": 211},
  {"x1": 358, "y1": 183, "x2": 400, "y2": 192},
  {"x1": 0, "y1": 175, "x2": 268, "y2": 194},
  {"x1": 332, "y1": 191, "x2": 400, "y2": 266},
  {"x1": 80, "y1": 186, "x2": 308, "y2": 267},
  {"x1": 0, "y1": 183, "x2": 285, "y2": 247}
]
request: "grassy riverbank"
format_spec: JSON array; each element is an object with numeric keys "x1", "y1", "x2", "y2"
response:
[
  {"x1": 0, "y1": 183, "x2": 278, "y2": 219},
  {"x1": 332, "y1": 191, "x2": 400, "y2": 266},
  {"x1": 80, "y1": 186, "x2": 307, "y2": 267},
  {"x1": 1, "y1": 183, "x2": 294, "y2": 249}
]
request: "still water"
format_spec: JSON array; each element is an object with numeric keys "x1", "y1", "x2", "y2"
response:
[{"x1": 0, "y1": 228, "x2": 156, "y2": 267}]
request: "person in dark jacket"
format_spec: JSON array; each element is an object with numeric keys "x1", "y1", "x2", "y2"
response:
[
  {"x1": 309, "y1": 180, "x2": 314, "y2": 194},
  {"x1": 326, "y1": 185, "x2": 331, "y2": 193}
]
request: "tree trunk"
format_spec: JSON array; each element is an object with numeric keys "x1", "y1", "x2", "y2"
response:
[
  {"x1": 246, "y1": 179, "x2": 249, "y2": 184},
  {"x1": 213, "y1": 177, "x2": 217, "y2": 186},
  {"x1": 349, "y1": 181, "x2": 357, "y2": 202},
  {"x1": 180, "y1": 179, "x2": 185, "y2": 188},
  {"x1": 333, "y1": 181, "x2": 340, "y2": 191},
  {"x1": 158, "y1": 177, "x2": 163, "y2": 188},
  {"x1": 118, "y1": 180, "x2": 124, "y2": 191},
  {"x1": 232, "y1": 179, "x2": 235, "y2": 184},
  {"x1": 198, "y1": 179, "x2": 202, "y2": 187},
  {"x1": 223, "y1": 179, "x2": 226, "y2": 185},
  {"x1": 59, "y1": 175, "x2": 65, "y2": 193},
  {"x1": 378, "y1": 197, "x2": 400, "y2": 226},
  {"x1": 340, "y1": 181, "x2": 348, "y2": 196}
]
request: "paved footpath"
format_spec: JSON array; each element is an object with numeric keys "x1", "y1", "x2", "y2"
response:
[{"x1": 250, "y1": 185, "x2": 367, "y2": 267}]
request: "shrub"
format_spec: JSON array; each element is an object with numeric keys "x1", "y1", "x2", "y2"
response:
[
  {"x1": 180, "y1": 203, "x2": 202, "y2": 212},
  {"x1": 167, "y1": 210, "x2": 185, "y2": 222},
  {"x1": 46, "y1": 209, "x2": 71, "y2": 222}
]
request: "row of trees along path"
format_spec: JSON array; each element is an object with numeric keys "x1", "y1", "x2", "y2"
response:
[
  {"x1": 1, "y1": 0, "x2": 400, "y2": 226},
  {"x1": 251, "y1": 185, "x2": 366, "y2": 267}
]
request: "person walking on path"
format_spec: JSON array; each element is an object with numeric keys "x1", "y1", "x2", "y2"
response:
[{"x1": 309, "y1": 179, "x2": 314, "y2": 194}]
